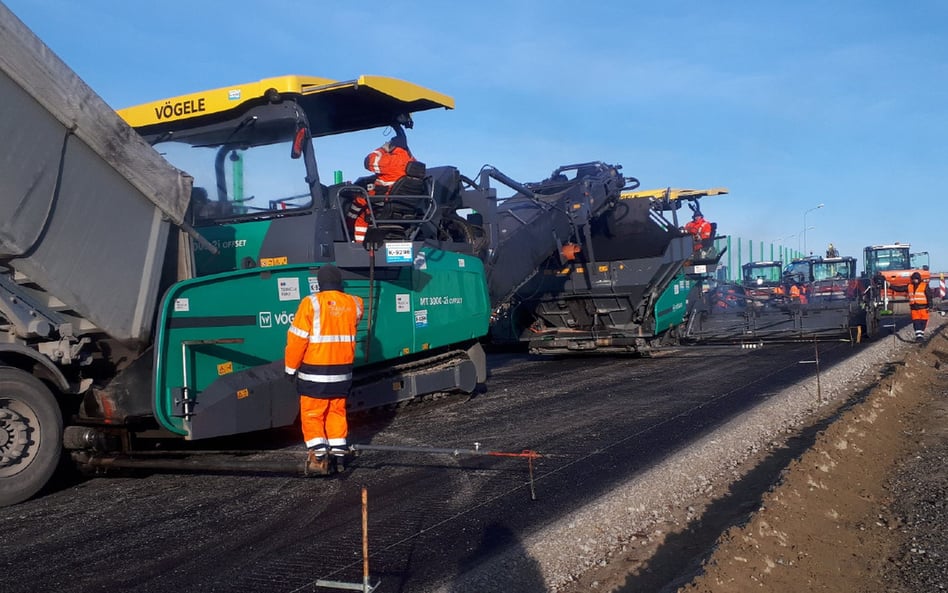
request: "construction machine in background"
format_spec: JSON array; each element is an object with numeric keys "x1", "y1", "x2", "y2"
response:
[
  {"x1": 489, "y1": 186, "x2": 728, "y2": 354},
  {"x1": 863, "y1": 243, "x2": 930, "y2": 315},
  {"x1": 686, "y1": 254, "x2": 876, "y2": 344},
  {"x1": 741, "y1": 261, "x2": 785, "y2": 301}
]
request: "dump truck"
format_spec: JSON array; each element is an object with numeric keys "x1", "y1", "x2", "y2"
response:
[{"x1": 686, "y1": 253, "x2": 878, "y2": 344}]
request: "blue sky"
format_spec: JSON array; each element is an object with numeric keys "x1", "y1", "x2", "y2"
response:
[{"x1": 6, "y1": 0, "x2": 948, "y2": 271}]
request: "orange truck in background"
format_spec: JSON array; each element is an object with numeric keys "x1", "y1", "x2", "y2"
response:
[{"x1": 862, "y1": 243, "x2": 930, "y2": 314}]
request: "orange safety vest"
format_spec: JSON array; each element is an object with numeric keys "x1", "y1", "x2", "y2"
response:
[
  {"x1": 909, "y1": 282, "x2": 930, "y2": 321},
  {"x1": 909, "y1": 282, "x2": 929, "y2": 308},
  {"x1": 285, "y1": 290, "x2": 364, "y2": 398}
]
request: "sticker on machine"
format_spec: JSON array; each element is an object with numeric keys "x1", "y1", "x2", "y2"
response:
[
  {"x1": 414, "y1": 309, "x2": 428, "y2": 328},
  {"x1": 385, "y1": 241, "x2": 413, "y2": 264},
  {"x1": 174, "y1": 298, "x2": 190, "y2": 312},
  {"x1": 307, "y1": 276, "x2": 320, "y2": 294},
  {"x1": 396, "y1": 294, "x2": 410, "y2": 313},
  {"x1": 278, "y1": 277, "x2": 301, "y2": 301},
  {"x1": 414, "y1": 251, "x2": 427, "y2": 270}
]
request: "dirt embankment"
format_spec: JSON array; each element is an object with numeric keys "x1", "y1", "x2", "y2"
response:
[{"x1": 679, "y1": 328, "x2": 948, "y2": 593}]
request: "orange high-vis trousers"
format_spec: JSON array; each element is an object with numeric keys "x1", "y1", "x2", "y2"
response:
[{"x1": 300, "y1": 396, "x2": 348, "y2": 449}]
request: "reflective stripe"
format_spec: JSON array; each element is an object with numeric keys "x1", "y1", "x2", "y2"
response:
[
  {"x1": 288, "y1": 325, "x2": 309, "y2": 339},
  {"x1": 309, "y1": 294, "x2": 321, "y2": 337},
  {"x1": 309, "y1": 334, "x2": 355, "y2": 344},
  {"x1": 367, "y1": 150, "x2": 384, "y2": 174},
  {"x1": 328, "y1": 438, "x2": 347, "y2": 447},
  {"x1": 284, "y1": 366, "x2": 297, "y2": 374},
  {"x1": 298, "y1": 370, "x2": 353, "y2": 382},
  {"x1": 306, "y1": 437, "x2": 329, "y2": 448}
]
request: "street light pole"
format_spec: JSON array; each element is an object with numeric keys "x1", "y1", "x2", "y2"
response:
[{"x1": 803, "y1": 203, "x2": 824, "y2": 255}]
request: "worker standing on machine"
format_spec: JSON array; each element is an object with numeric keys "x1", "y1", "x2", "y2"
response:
[
  {"x1": 284, "y1": 264, "x2": 364, "y2": 475},
  {"x1": 908, "y1": 271, "x2": 932, "y2": 342}
]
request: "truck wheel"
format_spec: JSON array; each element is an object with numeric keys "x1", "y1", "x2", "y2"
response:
[{"x1": 0, "y1": 368, "x2": 63, "y2": 506}]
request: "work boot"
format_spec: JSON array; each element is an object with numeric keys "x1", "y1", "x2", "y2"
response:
[
  {"x1": 330, "y1": 444, "x2": 350, "y2": 473},
  {"x1": 305, "y1": 449, "x2": 330, "y2": 476}
]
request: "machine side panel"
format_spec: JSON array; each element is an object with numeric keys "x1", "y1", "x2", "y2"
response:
[{"x1": 153, "y1": 251, "x2": 490, "y2": 438}]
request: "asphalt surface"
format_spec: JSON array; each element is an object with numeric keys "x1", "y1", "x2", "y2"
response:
[{"x1": 0, "y1": 339, "x2": 871, "y2": 593}]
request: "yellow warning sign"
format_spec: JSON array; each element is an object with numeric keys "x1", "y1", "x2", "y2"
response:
[
  {"x1": 260, "y1": 256, "x2": 289, "y2": 267},
  {"x1": 217, "y1": 361, "x2": 233, "y2": 375},
  {"x1": 236, "y1": 388, "x2": 249, "y2": 400}
]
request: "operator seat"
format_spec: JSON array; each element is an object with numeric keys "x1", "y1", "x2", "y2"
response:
[
  {"x1": 370, "y1": 160, "x2": 432, "y2": 241},
  {"x1": 373, "y1": 160, "x2": 429, "y2": 219},
  {"x1": 386, "y1": 160, "x2": 428, "y2": 197}
]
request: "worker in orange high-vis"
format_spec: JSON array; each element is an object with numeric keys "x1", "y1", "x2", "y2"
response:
[
  {"x1": 284, "y1": 264, "x2": 364, "y2": 475},
  {"x1": 347, "y1": 131, "x2": 416, "y2": 243},
  {"x1": 364, "y1": 133, "x2": 415, "y2": 195},
  {"x1": 908, "y1": 271, "x2": 932, "y2": 342},
  {"x1": 789, "y1": 280, "x2": 808, "y2": 305},
  {"x1": 683, "y1": 211, "x2": 713, "y2": 252}
]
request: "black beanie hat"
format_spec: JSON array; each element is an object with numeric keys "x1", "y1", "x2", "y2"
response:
[{"x1": 317, "y1": 264, "x2": 343, "y2": 291}]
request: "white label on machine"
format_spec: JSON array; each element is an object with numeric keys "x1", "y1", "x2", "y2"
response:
[
  {"x1": 307, "y1": 276, "x2": 320, "y2": 294},
  {"x1": 692, "y1": 264, "x2": 707, "y2": 274},
  {"x1": 385, "y1": 242, "x2": 413, "y2": 264},
  {"x1": 414, "y1": 309, "x2": 428, "y2": 328},
  {"x1": 458, "y1": 258, "x2": 465, "y2": 268},
  {"x1": 396, "y1": 294, "x2": 410, "y2": 312},
  {"x1": 278, "y1": 277, "x2": 301, "y2": 301},
  {"x1": 174, "y1": 298, "x2": 190, "y2": 312}
]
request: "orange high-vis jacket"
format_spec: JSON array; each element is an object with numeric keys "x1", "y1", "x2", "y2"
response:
[
  {"x1": 285, "y1": 290, "x2": 364, "y2": 398},
  {"x1": 684, "y1": 217, "x2": 712, "y2": 242},
  {"x1": 364, "y1": 145, "x2": 414, "y2": 193}
]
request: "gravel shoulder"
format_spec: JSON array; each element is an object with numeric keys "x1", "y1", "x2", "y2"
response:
[{"x1": 678, "y1": 322, "x2": 948, "y2": 593}]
